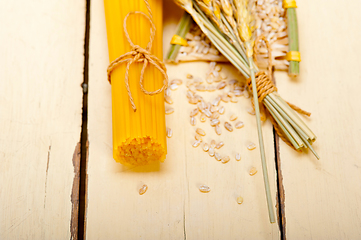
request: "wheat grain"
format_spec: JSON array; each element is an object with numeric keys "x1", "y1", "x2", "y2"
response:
[
  {"x1": 165, "y1": 95, "x2": 173, "y2": 104},
  {"x1": 215, "y1": 141, "x2": 224, "y2": 149},
  {"x1": 210, "y1": 118, "x2": 220, "y2": 127},
  {"x1": 221, "y1": 156, "x2": 230, "y2": 163},
  {"x1": 199, "y1": 185, "x2": 211, "y2": 193},
  {"x1": 190, "y1": 108, "x2": 199, "y2": 117},
  {"x1": 171, "y1": 79, "x2": 183, "y2": 85},
  {"x1": 249, "y1": 167, "x2": 257, "y2": 176},
  {"x1": 190, "y1": 116, "x2": 197, "y2": 126},
  {"x1": 235, "y1": 121, "x2": 244, "y2": 129},
  {"x1": 247, "y1": 142, "x2": 256, "y2": 150},
  {"x1": 224, "y1": 122, "x2": 233, "y2": 132},
  {"x1": 192, "y1": 140, "x2": 201, "y2": 147},
  {"x1": 218, "y1": 106, "x2": 225, "y2": 114},
  {"x1": 166, "y1": 128, "x2": 173, "y2": 138},
  {"x1": 139, "y1": 185, "x2": 148, "y2": 195},
  {"x1": 214, "y1": 152, "x2": 222, "y2": 161},
  {"x1": 165, "y1": 107, "x2": 174, "y2": 115},
  {"x1": 169, "y1": 83, "x2": 179, "y2": 91},
  {"x1": 210, "y1": 140, "x2": 216, "y2": 148},
  {"x1": 202, "y1": 142, "x2": 210, "y2": 152},
  {"x1": 230, "y1": 114, "x2": 238, "y2": 121},
  {"x1": 215, "y1": 125, "x2": 222, "y2": 135},
  {"x1": 208, "y1": 147, "x2": 215, "y2": 157},
  {"x1": 216, "y1": 81, "x2": 227, "y2": 90},
  {"x1": 196, "y1": 128, "x2": 206, "y2": 136},
  {"x1": 195, "y1": 134, "x2": 203, "y2": 141}
]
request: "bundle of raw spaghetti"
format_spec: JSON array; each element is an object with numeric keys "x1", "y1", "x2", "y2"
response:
[{"x1": 104, "y1": 0, "x2": 167, "y2": 166}]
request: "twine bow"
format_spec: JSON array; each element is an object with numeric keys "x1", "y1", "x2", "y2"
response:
[
  {"x1": 248, "y1": 36, "x2": 311, "y2": 149},
  {"x1": 107, "y1": 0, "x2": 168, "y2": 112}
]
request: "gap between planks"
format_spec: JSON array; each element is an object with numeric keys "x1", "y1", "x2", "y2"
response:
[
  {"x1": 274, "y1": 129, "x2": 286, "y2": 240},
  {"x1": 77, "y1": 0, "x2": 91, "y2": 239},
  {"x1": 71, "y1": 143, "x2": 82, "y2": 240},
  {"x1": 273, "y1": 69, "x2": 286, "y2": 240}
]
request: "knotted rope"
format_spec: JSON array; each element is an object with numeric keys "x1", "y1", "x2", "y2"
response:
[
  {"x1": 107, "y1": 0, "x2": 168, "y2": 112},
  {"x1": 248, "y1": 36, "x2": 310, "y2": 149}
]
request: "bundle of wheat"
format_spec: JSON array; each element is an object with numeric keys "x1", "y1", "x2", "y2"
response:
[{"x1": 173, "y1": 0, "x2": 317, "y2": 223}]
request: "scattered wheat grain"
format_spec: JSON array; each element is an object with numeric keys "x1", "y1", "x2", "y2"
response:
[
  {"x1": 199, "y1": 185, "x2": 211, "y2": 193},
  {"x1": 139, "y1": 185, "x2": 148, "y2": 195},
  {"x1": 249, "y1": 167, "x2": 257, "y2": 176},
  {"x1": 192, "y1": 140, "x2": 201, "y2": 148},
  {"x1": 165, "y1": 107, "x2": 174, "y2": 115},
  {"x1": 196, "y1": 128, "x2": 206, "y2": 136},
  {"x1": 166, "y1": 128, "x2": 173, "y2": 138},
  {"x1": 215, "y1": 141, "x2": 224, "y2": 149},
  {"x1": 230, "y1": 114, "x2": 238, "y2": 121},
  {"x1": 247, "y1": 142, "x2": 256, "y2": 150},
  {"x1": 224, "y1": 122, "x2": 233, "y2": 132},
  {"x1": 202, "y1": 143, "x2": 209, "y2": 152}
]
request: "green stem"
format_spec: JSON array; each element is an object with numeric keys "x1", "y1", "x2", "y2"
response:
[
  {"x1": 266, "y1": 96, "x2": 309, "y2": 142},
  {"x1": 287, "y1": 8, "x2": 299, "y2": 76},
  {"x1": 266, "y1": 93, "x2": 320, "y2": 159},
  {"x1": 249, "y1": 57, "x2": 275, "y2": 224},
  {"x1": 264, "y1": 97, "x2": 301, "y2": 150},
  {"x1": 298, "y1": 132, "x2": 320, "y2": 160},
  {"x1": 272, "y1": 93, "x2": 316, "y2": 141},
  {"x1": 265, "y1": 96, "x2": 304, "y2": 148},
  {"x1": 166, "y1": 12, "x2": 193, "y2": 62}
]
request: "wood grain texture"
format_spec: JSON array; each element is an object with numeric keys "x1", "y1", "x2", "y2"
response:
[
  {"x1": 86, "y1": 0, "x2": 279, "y2": 239},
  {"x1": 0, "y1": 1, "x2": 85, "y2": 239},
  {"x1": 275, "y1": 0, "x2": 361, "y2": 239}
]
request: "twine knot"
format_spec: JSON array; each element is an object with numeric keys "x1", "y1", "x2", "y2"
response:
[
  {"x1": 247, "y1": 71, "x2": 277, "y2": 103},
  {"x1": 107, "y1": 0, "x2": 168, "y2": 112},
  {"x1": 131, "y1": 45, "x2": 150, "y2": 58}
]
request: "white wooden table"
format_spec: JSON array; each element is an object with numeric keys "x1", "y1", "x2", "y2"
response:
[{"x1": 1, "y1": 0, "x2": 361, "y2": 239}]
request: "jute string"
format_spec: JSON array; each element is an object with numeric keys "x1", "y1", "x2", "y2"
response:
[
  {"x1": 107, "y1": 0, "x2": 168, "y2": 112},
  {"x1": 248, "y1": 36, "x2": 311, "y2": 149}
]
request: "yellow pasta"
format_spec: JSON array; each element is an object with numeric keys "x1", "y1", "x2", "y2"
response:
[{"x1": 104, "y1": 0, "x2": 166, "y2": 166}]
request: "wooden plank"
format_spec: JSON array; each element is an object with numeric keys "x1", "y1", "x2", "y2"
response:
[
  {"x1": 0, "y1": 1, "x2": 85, "y2": 239},
  {"x1": 86, "y1": 0, "x2": 279, "y2": 239},
  {"x1": 276, "y1": 0, "x2": 361, "y2": 239}
]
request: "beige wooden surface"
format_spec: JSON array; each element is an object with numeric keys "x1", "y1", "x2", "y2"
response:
[
  {"x1": 86, "y1": 0, "x2": 279, "y2": 239},
  {"x1": 275, "y1": 0, "x2": 361, "y2": 239},
  {"x1": 3, "y1": 0, "x2": 361, "y2": 239},
  {"x1": 0, "y1": 1, "x2": 85, "y2": 239}
]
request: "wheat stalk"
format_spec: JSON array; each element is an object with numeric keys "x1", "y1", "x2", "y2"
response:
[{"x1": 234, "y1": 0, "x2": 275, "y2": 223}]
